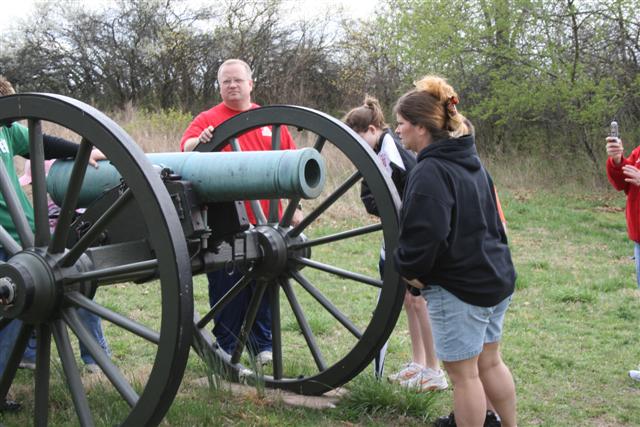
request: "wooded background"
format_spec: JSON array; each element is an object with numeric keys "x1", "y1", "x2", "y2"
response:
[{"x1": 1, "y1": 0, "x2": 638, "y2": 172}]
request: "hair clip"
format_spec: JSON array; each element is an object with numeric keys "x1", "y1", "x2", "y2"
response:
[{"x1": 447, "y1": 96, "x2": 459, "y2": 116}]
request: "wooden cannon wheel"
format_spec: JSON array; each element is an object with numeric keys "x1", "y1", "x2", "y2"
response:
[
  {"x1": 193, "y1": 106, "x2": 405, "y2": 395},
  {"x1": 0, "y1": 93, "x2": 193, "y2": 426}
]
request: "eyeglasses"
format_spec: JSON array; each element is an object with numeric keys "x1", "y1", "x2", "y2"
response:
[{"x1": 219, "y1": 78, "x2": 246, "y2": 87}]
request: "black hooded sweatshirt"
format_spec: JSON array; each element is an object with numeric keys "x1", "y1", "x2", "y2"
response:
[{"x1": 393, "y1": 134, "x2": 515, "y2": 307}]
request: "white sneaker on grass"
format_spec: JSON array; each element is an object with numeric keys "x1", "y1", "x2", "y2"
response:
[
  {"x1": 85, "y1": 363, "x2": 101, "y2": 374},
  {"x1": 400, "y1": 367, "x2": 448, "y2": 392},
  {"x1": 387, "y1": 362, "x2": 424, "y2": 384},
  {"x1": 256, "y1": 350, "x2": 272, "y2": 366},
  {"x1": 629, "y1": 369, "x2": 640, "y2": 381}
]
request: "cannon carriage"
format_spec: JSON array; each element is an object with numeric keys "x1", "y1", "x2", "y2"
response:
[{"x1": 0, "y1": 93, "x2": 405, "y2": 426}]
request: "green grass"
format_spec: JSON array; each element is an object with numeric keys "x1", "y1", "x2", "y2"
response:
[{"x1": 3, "y1": 187, "x2": 640, "y2": 426}]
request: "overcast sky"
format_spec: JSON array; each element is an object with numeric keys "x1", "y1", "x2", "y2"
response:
[{"x1": 0, "y1": 0, "x2": 378, "y2": 29}]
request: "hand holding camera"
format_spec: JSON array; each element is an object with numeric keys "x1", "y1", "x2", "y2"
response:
[{"x1": 606, "y1": 121, "x2": 623, "y2": 165}]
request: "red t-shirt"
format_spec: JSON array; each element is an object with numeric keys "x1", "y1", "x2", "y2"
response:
[{"x1": 180, "y1": 102, "x2": 297, "y2": 223}]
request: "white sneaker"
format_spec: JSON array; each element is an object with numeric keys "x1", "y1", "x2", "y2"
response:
[
  {"x1": 85, "y1": 363, "x2": 101, "y2": 374},
  {"x1": 400, "y1": 367, "x2": 449, "y2": 392},
  {"x1": 256, "y1": 350, "x2": 272, "y2": 366},
  {"x1": 387, "y1": 362, "x2": 424, "y2": 384},
  {"x1": 629, "y1": 369, "x2": 640, "y2": 381}
]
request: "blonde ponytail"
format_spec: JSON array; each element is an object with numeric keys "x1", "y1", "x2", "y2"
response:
[{"x1": 413, "y1": 75, "x2": 469, "y2": 138}]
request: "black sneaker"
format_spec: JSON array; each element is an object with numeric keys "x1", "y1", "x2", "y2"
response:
[
  {"x1": 0, "y1": 399, "x2": 21, "y2": 412},
  {"x1": 434, "y1": 410, "x2": 501, "y2": 427},
  {"x1": 433, "y1": 412, "x2": 456, "y2": 427},
  {"x1": 484, "y1": 410, "x2": 502, "y2": 427}
]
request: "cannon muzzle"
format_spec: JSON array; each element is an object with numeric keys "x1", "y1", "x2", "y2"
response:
[{"x1": 47, "y1": 147, "x2": 325, "y2": 207}]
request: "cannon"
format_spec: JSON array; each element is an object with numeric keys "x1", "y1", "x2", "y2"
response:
[{"x1": 0, "y1": 93, "x2": 404, "y2": 426}]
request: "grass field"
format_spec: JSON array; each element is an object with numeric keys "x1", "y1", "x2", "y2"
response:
[{"x1": 3, "y1": 109, "x2": 640, "y2": 426}]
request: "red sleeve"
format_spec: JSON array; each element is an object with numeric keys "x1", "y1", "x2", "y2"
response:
[
  {"x1": 607, "y1": 157, "x2": 627, "y2": 192},
  {"x1": 180, "y1": 112, "x2": 209, "y2": 152},
  {"x1": 607, "y1": 145, "x2": 640, "y2": 193}
]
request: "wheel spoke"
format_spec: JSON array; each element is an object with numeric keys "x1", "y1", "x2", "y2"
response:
[
  {"x1": 35, "y1": 323, "x2": 52, "y2": 427},
  {"x1": 268, "y1": 200, "x2": 279, "y2": 224},
  {"x1": 51, "y1": 319, "x2": 93, "y2": 427},
  {"x1": 63, "y1": 308, "x2": 138, "y2": 407},
  {"x1": 63, "y1": 259, "x2": 158, "y2": 285},
  {"x1": 271, "y1": 124, "x2": 281, "y2": 151},
  {"x1": 292, "y1": 256, "x2": 382, "y2": 288},
  {"x1": 268, "y1": 125, "x2": 282, "y2": 223},
  {"x1": 269, "y1": 281, "x2": 283, "y2": 379},
  {"x1": 281, "y1": 278, "x2": 326, "y2": 371},
  {"x1": 250, "y1": 200, "x2": 268, "y2": 225},
  {"x1": 49, "y1": 139, "x2": 93, "y2": 254},
  {"x1": 0, "y1": 225, "x2": 21, "y2": 255},
  {"x1": 196, "y1": 271, "x2": 255, "y2": 330},
  {"x1": 58, "y1": 188, "x2": 133, "y2": 268},
  {"x1": 279, "y1": 197, "x2": 301, "y2": 229},
  {"x1": 289, "y1": 223, "x2": 382, "y2": 250},
  {"x1": 288, "y1": 171, "x2": 361, "y2": 237},
  {"x1": 0, "y1": 321, "x2": 31, "y2": 399},
  {"x1": 229, "y1": 137, "x2": 241, "y2": 152},
  {"x1": 231, "y1": 280, "x2": 268, "y2": 365},
  {"x1": 0, "y1": 159, "x2": 34, "y2": 247},
  {"x1": 66, "y1": 292, "x2": 159, "y2": 344},
  {"x1": 28, "y1": 120, "x2": 50, "y2": 247},
  {"x1": 290, "y1": 270, "x2": 362, "y2": 339},
  {"x1": 313, "y1": 135, "x2": 326, "y2": 152}
]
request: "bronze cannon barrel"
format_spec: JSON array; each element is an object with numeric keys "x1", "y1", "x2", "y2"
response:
[{"x1": 47, "y1": 148, "x2": 325, "y2": 207}]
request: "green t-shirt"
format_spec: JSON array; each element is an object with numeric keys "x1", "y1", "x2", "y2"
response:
[{"x1": 0, "y1": 123, "x2": 35, "y2": 245}]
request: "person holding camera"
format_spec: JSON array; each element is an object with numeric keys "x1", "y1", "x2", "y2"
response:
[
  {"x1": 605, "y1": 132, "x2": 640, "y2": 382},
  {"x1": 606, "y1": 134, "x2": 640, "y2": 289}
]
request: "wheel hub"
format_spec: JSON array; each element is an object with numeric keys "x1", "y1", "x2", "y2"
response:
[
  {"x1": 252, "y1": 226, "x2": 311, "y2": 279},
  {"x1": 253, "y1": 226, "x2": 289, "y2": 279},
  {"x1": 0, "y1": 250, "x2": 59, "y2": 322}
]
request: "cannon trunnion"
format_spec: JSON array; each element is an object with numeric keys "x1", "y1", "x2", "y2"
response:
[{"x1": 0, "y1": 94, "x2": 404, "y2": 426}]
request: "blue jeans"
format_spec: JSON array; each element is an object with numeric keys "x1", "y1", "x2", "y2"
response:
[
  {"x1": 634, "y1": 243, "x2": 640, "y2": 289},
  {"x1": 77, "y1": 307, "x2": 110, "y2": 364},
  {"x1": 0, "y1": 249, "x2": 110, "y2": 375},
  {"x1": 208, "y1": 269, "x2": 272, "y2": 355},
  {"x1": 0, "y1": 320, "x2": 21, "y2": 376},
  {"x1": 422, "y1": 285, "x2": 511, "y2": 362}
]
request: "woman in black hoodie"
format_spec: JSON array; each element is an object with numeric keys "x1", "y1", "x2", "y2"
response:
[{"x1": 393, "y1": 76, "x2": 517, "y2": 427}]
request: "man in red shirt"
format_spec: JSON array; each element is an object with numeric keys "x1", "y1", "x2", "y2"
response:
[{"x1": 181, "y1": 59, "x2": 301, "y2": 364}]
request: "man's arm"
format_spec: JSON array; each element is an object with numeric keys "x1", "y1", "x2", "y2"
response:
[{"x1": 182, "y1": 125, "x2": 215, "y2": 152}]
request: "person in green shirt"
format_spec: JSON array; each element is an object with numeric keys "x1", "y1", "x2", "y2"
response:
[{"x1": 0, "y1": 75, "x2": 107, "y2": 412}]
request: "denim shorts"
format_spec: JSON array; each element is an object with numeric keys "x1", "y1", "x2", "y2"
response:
[{"x1": 421, "y1": 285, "x2": 512, "y2": 362}]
